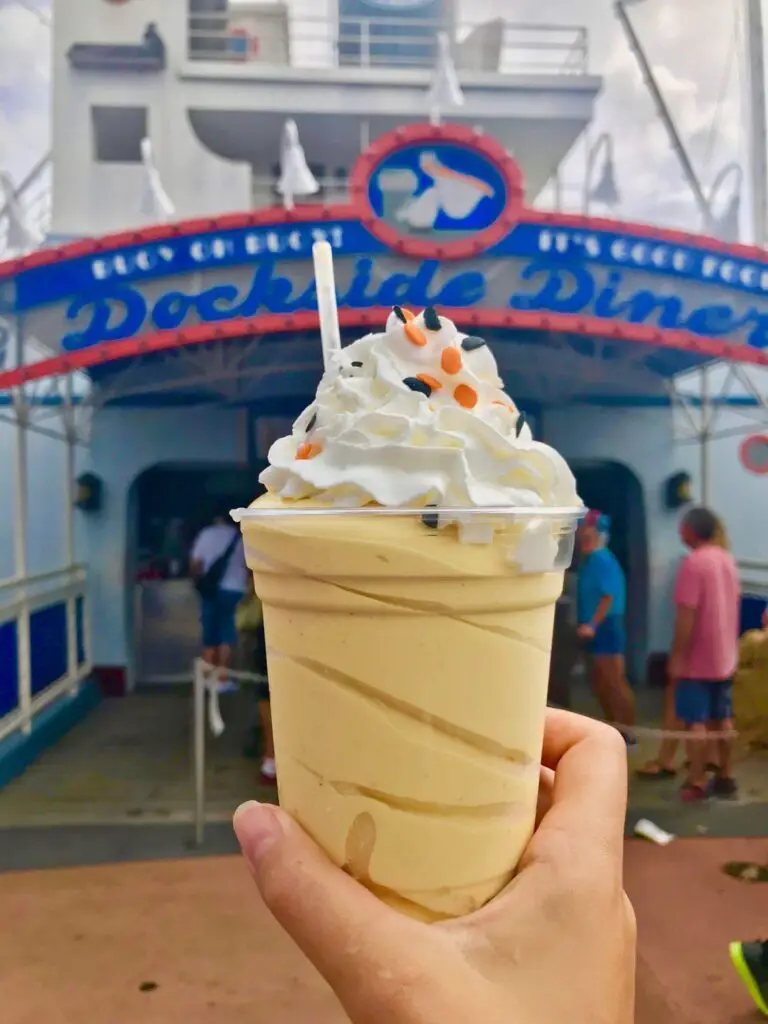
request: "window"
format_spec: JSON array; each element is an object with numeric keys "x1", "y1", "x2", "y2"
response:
[{"x1": 91, "y1": 106, "x2": 148, "y2": 163}]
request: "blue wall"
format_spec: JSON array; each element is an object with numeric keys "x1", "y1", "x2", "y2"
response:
[
  {"x1": 79, "y1": 406, "x2": 248, "y2": 682},
  {"x1": 0, "y1": 420, "x2": 71, "y2": 579}
]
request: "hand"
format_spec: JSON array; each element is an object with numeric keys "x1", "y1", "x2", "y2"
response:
[
  {"x1": 234, "y1": 711, "x2": 636, "y2": 1024},
  {"x1": 577, "y1": 623, "x2": 596, "y2": 640},
  {"x1": 667, "y1": 653, "x2": 683, "y2": 681}
]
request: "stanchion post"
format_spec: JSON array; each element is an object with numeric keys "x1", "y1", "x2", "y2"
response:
[{"x1": 193, "y1": 658, "x2": 206, "y2": 846}]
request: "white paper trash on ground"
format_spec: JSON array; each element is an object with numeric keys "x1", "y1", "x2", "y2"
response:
[{"x1": 634, "y1": 819, "x2": 676, "y2": 846}]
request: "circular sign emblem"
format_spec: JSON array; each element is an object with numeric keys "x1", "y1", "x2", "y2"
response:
[
  {"x1": 350, "y1": 124, "x2": 525, "y2": 261},
  {"x1": 739, "y1": 434, "x2": 768, "y2": 475}
]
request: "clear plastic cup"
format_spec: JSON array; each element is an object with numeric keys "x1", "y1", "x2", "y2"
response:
[{"x1": 232, "y1": 503, "x2": 583, "y2": 922}]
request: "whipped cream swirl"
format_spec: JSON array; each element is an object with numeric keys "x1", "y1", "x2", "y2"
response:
[{"x1": 260, "y1": 308, "x2": 579, "y2": 511}]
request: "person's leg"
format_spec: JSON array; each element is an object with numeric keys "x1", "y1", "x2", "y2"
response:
[
  {"x1": 216, "y1": 591, "x2": 242, "y2": 692},
  {"x1": 676, "y1": 681, "x2": 710, "y2": 798},
  {"x1": 605, "y1": 654, "x2": 636, "y2": 732},
  {"x1": 589, "y1": 656, "x2": 616, "y2": 723},
  {"x1": 729, "y1": 940, "x2": 768, "y2": 1016},
  {"x1": 710, "y1": 680, "x2": 737, "y2": 797},
  {"x1": 638, "y1": 681, "x2": 681, "y2": 776},
  {"x1": 200, "y1": 598, "x2": 220, "y2": 669}
]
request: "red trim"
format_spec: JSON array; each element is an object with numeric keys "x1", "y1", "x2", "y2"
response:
[
  {"x1": 1, "y1": 308, "x2": 767, "y2": 391},
  {"x1": 739, "y1": 434, "x2": 768, "y2": 475},
  {"x1": 348, "y1": 122, "x2": 526, "y2": 261},
  {"x1": 2, "y1": 121, "x2": 767, "y2": 282}
]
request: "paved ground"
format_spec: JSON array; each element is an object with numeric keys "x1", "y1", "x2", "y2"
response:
[
  {"x1": 1, "y1": 840, "x2": 766, "y2": 1024},
  {"x1": 0, "y1": 686, "x2": 765, "y2": 832}
]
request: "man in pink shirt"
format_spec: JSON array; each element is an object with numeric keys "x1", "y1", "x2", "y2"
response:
[{"x1": 670, "y1": 507, "x2": 741, "y2": 801}]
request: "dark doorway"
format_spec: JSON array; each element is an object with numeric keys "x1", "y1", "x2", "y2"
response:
[{"x1": 571, "y1": 461, "x2": 649, "y2": 684}]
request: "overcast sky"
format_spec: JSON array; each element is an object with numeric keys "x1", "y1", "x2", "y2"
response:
[{"x1": 0, "y1": 0, "x2": 754, "y2": 232}]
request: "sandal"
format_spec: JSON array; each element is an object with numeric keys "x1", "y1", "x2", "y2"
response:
[{"x1": 636, "y1": 762, "x2": 677, "y2": 779}]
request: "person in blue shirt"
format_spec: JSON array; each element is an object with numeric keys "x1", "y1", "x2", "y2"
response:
[{"x1": 576, "y1": 510, "x2": 636, "y2": 744}]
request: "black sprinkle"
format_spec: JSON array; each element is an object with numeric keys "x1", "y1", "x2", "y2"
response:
[
  {"x1": 422, "y1": 505, "x2": 440, "y2": 530},
  {"x1": 306, "y1": 412, "x2": 317, "y2": 433},
  {"x1": 403, "y1": 377, "x2": 432, "y2": 397},
  {"x1": 424, "y1": 306, "x2": 442, "y2": 331},
  {"x1": 351, "y1": 361, "x2": 363, "y2": 368},
  {"x1": 393, "y1": 305, "x2": 408, "y2": 323},
  {"x1": 461, "y1": 336, "x2": 488, "y2": 352},
  {"x1": 515, "y1": 412, "x2": 527, "y2": 438},
  {"x1": 139, "y1": 982, "x2": 158, "y2": 993}
]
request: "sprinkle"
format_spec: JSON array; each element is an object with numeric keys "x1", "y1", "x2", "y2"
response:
[
  {"x1": 404, "y1": 323, "x2": 428, "y2": 347},
  {"x1": 461, "y1": 336, "x2": 488, "y2": 352},
  {"x1": 306, "y1": 412, "x2": 317, "y2": 432},
  {"x1": 296, "y1": 442, "x2": 322, "y2": 460},
  {"x1": 454, "y1": 384, "x2": 478, "y2": 409},
  {"x1": 351, "y1": 361, "x2": 363, "y2": 368},
  {"x1": 422, "y1": 505, "x2": 440, "y2": 530},
  {"x1": 493, "y1": 400, "x2": 515, "y2": 411},
  {"x1": 424, "y1": 307, "x2": 442, "y2": 331},
  {"x1": 515, "y1": 412, "x2": 527, "y2": 438},
  {"x1": 403, "y1": 377, "x2": 433, "y2": 397},
  {"x1": 393, "y1": 306, "x2": 414, "y2": 323},
  {"x1": 441, "y1": 348, "x2": 463, "y2": 375},
  {"x1": 416, "y1": 374, "x2": 442, "y2": 391}
]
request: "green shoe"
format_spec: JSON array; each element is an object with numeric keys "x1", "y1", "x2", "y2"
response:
[{"x1": 730, "y1": 941, "x2": 768, "y2": 1016}]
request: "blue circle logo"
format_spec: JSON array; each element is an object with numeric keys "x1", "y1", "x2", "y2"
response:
[{"x1": 368, "y1": 142, "x2": 508, "y2": 242}]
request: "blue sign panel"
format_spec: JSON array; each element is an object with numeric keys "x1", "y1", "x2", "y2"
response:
[{"x1": 368, "y1": 142, "x2": 508, "y2": 241}]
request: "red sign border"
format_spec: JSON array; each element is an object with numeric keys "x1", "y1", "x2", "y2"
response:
[
  {"x1": 739, "y1": 434, "x2": 768, "y2": 475},
  {"x1": 348, "y1": 122, "x2": 526, "y2": 261}
]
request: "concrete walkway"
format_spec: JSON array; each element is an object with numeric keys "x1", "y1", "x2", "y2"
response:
[{"x1": 1, "y1": 839, "x2": 765, "y2": 1023}]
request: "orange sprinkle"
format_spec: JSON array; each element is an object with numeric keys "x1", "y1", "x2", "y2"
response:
[
  {"x1": 454, "y1": 384, "x2": 478, "y2": 410},
  {"x1": 401, "y1": 308, "x2": 415, "y2": 321},
  {"x1": 404, "y1": 322, "x2": 427, "y2": 347},
  {"x1": 441, "y1": 347, "x2": 463, "y2": 375},
  {"x1": 493, "y1": 400, "x2": 515, "y2": 411},
  {"x1": 296, "y1": 442, "x2": 322, "y2": 461},
  {"x1": 417, "y1": 374, "x2": 442, "y2": 391}
]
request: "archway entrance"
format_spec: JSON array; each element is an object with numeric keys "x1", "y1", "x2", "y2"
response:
[
  {"x1": 129, "y1": 462, "x2": 254, "y2": 686},
  {"x1": 571, "y1": 460, "x2": 649, "y2": 683}
]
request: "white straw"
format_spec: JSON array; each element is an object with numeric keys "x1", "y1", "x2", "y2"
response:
[{"x1": 312, "y1": 241, "x2": 342, "y2": 371}]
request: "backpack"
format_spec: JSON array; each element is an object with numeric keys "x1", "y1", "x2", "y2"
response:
[{"x1": 195, "y1": 533, "x2": 240, "y2": 600}]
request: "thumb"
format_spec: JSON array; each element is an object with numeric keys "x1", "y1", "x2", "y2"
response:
[{"x1": 233, "y1": 801, "x2": 414, "y2": 993}]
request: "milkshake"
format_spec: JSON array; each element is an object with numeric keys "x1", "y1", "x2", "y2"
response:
[{"x1": 233, "y1": 306, "x2": 581, "y2": 921}]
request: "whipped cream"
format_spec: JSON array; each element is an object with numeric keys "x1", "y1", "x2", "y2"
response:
[{"x1": 260, "y1": 307, "x2": 579, "y2": 512}]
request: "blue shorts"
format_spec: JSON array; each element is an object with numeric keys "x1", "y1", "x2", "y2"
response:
[
  {"x1": 589, "y1": 616, "x2": 626, "y2": 656},
  {"x1": 200, "y1": 589, "x2": 241, "y2": 649},
  {"x1": 675, "y1": 678, "x2": 733, "y2": 726}
]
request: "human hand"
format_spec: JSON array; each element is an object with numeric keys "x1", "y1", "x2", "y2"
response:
[
  {"x1": 233, "y1": 711, "x2": 636, "y2": 1024},
  {"x1": 667, "y1": 653, "x2": 683, "y2": 681},
  {"x1": 577, "y1": 623, "x2": 596, "y2": 640}
]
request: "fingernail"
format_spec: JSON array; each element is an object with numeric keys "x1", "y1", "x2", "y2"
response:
[{"x1": 233, "y1": 801, "x2": 284, "y2": 863}]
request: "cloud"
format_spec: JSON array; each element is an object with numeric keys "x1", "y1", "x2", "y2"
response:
[
  {"x1": 0, "y1": 0, "x2": 750, "y2": 234},
  {"x1": 0, "y1": 0, "x2": 50, "y2": 181}
]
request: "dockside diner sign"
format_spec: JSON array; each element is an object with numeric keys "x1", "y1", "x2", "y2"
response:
[{"x1": 2, "y1": 122, "x2": 768, "y2": 360}]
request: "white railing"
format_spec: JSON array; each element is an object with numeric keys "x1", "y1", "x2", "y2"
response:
[
  {"x1": 0, "y1": 152, "x2": 52, "y2": 259},
  {"x1": 0, "y1": 565, "x2": 91, "y2": 744},
  {"x1": 188, "y1": 10, "x2": 589, "y2": 76}
]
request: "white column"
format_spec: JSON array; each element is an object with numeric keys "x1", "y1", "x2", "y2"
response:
[
  {"x1": 699, "y1": 366, "x2": 712, "y2": 506},
  {"x1": 13, "y1": 317, "x2": 31, "y2": 733},
  {"x1": 64, "y1": 373, "x2": 79, "y2": 693},
  {"x1": 746, "y1": 0, "x2": 767, "y2": 246}
]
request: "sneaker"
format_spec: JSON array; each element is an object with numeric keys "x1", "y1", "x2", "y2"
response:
[
  {"x1": 729, "y1": 941, "x2": 768, "y2": 1016},
  {"x1": 680, "y1": 782, "x2": 710, "y2": 803},
  {"x1": 711, "y1": 776, "x2": 739, "y2": 799}
]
